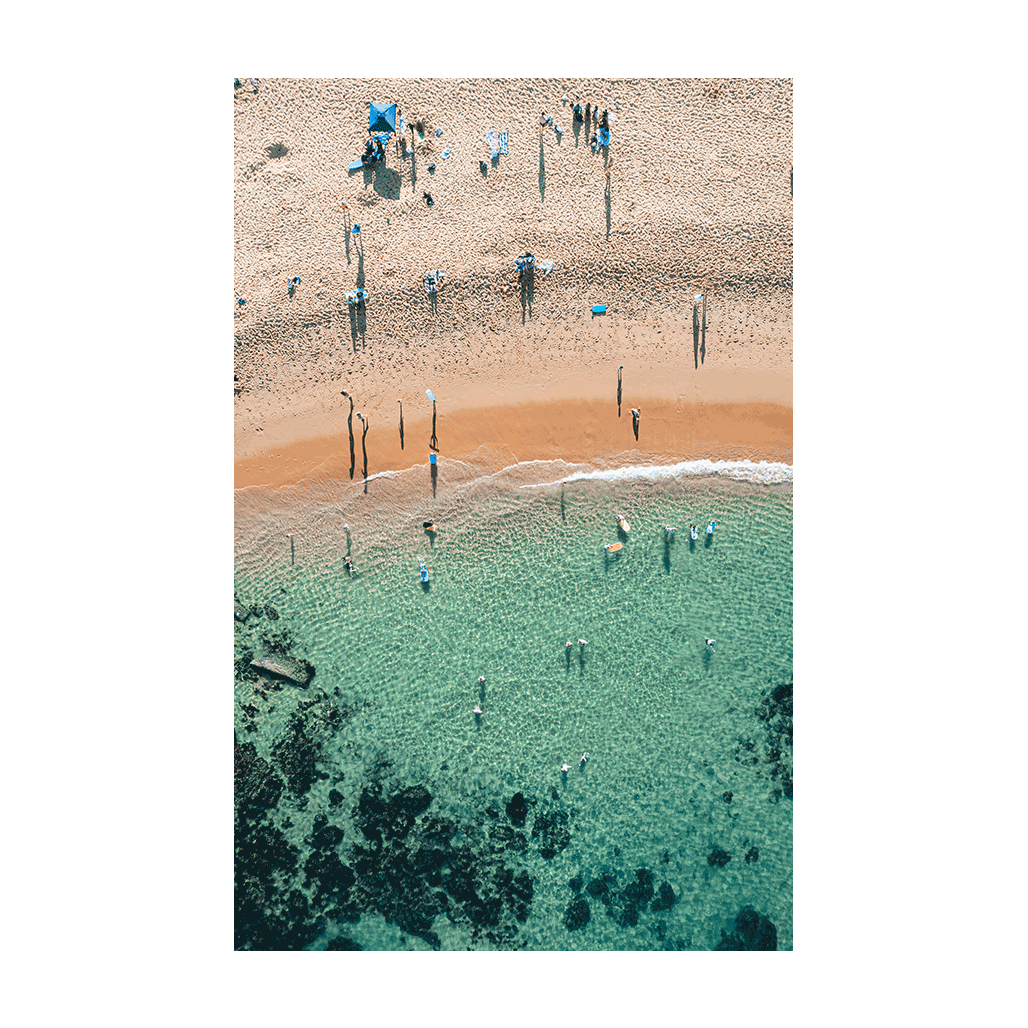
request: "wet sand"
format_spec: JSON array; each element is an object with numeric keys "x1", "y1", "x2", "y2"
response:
[{"x1": 235, "y1": 394, "x2": 791, "y2": 491}]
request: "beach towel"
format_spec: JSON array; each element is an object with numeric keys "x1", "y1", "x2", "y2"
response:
[
  {"x1": 442, "y1": 149, "x2": 450, "y2": 159},
  {"x1": 485, "y1": 130, "x2": 499, "y2": 158},
  {"x1": 498, "y1": 132, "x2": 509, "y2": 155},
  {"x1": 537, "y1": 260, "x2": 553, "y2": 275}
]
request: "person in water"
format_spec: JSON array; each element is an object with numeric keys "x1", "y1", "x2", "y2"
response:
[
  {"x1": 580, "y1": 753, "x2": 589, "y2": 768},
  {"x1": 705, "y1": 638, "x2": 716, "y2": 650},
  {"x1": 473, "y1": 705, "x2": 482, "y2": 715},
  {"x1": 560, "y1": 762, "x2": 572, "y2": 774}
]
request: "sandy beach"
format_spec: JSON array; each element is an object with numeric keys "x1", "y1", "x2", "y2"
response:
[
  {"x1": 233, "y1": 77, "x2": 794, "y2": 954},
  {"x1": 234, "y1": 77, "x2": 791, "y2": 488}
]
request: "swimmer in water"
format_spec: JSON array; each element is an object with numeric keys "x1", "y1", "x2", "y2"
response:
[
  {"x1": 705, "y1": 638, "x2": 716, "y2": 651},
  {"x1": 473, "y1": 705, "x2": 483, "y2": 715},
  {"x1": 580, "y1": 753, "x2": 589, "y2": 768},
  {"x1": 560, "y1": 762, "x2": 572, "y2": 774}
]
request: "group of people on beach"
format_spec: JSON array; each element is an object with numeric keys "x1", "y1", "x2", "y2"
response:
[{"x1": 361, "y1": 136, "x2": 386, "y2": 165}]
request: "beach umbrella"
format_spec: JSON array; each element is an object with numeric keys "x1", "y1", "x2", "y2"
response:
[
  {"x1": 369, "y1": 102, "x2": 396, "y2": 134},
  {"x1": 426, "y1": 389, "x2": 436, "y2": 402}
]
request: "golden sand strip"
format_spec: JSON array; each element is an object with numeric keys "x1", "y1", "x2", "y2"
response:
[{"x1": 234, "y1": 395, "x2": 791, "y2": 491}]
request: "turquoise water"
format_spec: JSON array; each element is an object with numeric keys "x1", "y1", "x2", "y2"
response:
[{"x1": 234, "y1": 458, "x2": 792, "y2": 950}]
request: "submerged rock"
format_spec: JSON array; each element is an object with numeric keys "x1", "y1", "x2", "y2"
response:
[
  {"x1": 272, "y1": 711, "x2": 322, "y2": 797},
  {"x1": 622, "y1": 868, "x2": 654, "y2": 907},
  {"x1": 714, "y1": 906, "x2": 777, "y2": 950},
  {"x1": 564, "y1": 898, "x2": 590, "y2": 930},
  {"x1": 250, "y1": 656, "x2": 313, "y2": 687},
  {"x1": 531, "y1": 809, "x2": 571, "y2": 859},
  {"x1": 650, "y1": 881, "x2": 677, "y2": 912},
  {"x1": 506, "y1": 792, "x2": 527, "y2": 826},
  {"x1": 708, "y1": 847, "x2": 732, "y2": 867},
  {"x1": 234, "y1": 736, "x2": 283, "y2": 824}
]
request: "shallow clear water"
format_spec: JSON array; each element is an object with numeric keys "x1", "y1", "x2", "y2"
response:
[{"x1": 235, "y1": 459, "x2": 792, "y2": 950}]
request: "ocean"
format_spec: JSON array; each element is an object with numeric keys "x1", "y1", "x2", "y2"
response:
[{"x1": 234, "y1": 454, "x2": 793, "y2": 950}]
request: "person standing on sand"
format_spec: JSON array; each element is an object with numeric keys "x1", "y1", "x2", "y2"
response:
[{"x1": 617, "y1": 365, "x2": 623, "y2": 416}]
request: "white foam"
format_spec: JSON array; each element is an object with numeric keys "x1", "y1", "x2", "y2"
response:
[{"x1": 519, "y1": 458, "x2": 793, "y2": 487}]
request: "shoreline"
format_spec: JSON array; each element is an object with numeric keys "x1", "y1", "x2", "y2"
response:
[{"x1": 234, "y1": 393, "x2": 791, "y2": 492}]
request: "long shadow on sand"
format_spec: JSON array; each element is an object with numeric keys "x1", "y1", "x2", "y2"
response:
[
  {"x1": 700, "y1": 297, "x2": 707, "y2": 364},
  {"x1": 520, "y1": 265, "x2": 535, "y2": 323},
  {"x1": 693, "y1": 306, "x2": 700, "y2": 369},
  {"x1": 373, "y1": 166, "x2": 401, "y2": 200},
  {"x1": 605, "y1": 175, "x2": 612, "y2": 240},
  {"x1": 343, "y1": 394, "x2": 355, "y2": 480},
  {"x1": 538, "y1": 136, "x2": 545, "y2": 202}
]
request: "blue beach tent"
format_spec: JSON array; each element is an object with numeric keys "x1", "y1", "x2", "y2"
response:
[{"x1": 369, "y1": 102, "x2": 397, "y2": 134}]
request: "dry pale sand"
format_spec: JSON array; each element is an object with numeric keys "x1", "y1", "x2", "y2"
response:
[{"x1": 234, "y1": 77, "x2": 791, "y2": 489}]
